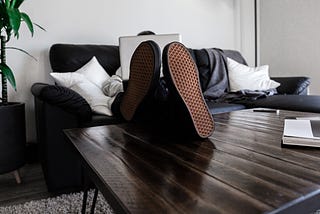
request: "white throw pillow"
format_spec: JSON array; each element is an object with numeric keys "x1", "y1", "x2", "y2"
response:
[
  {"x1": 227, "y1": 57, "x2": 280, "y2": 92},
  {"x1": 50, "y1": 72, "x2": 115, "y2": 116},
  {"x1": 76, "y1": 56, "x2": 111, "y2": 89}
]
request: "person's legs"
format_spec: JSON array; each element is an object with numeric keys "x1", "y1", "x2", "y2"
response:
[
  {"x1": 118, "y1": 40, "x2": 161, "y2": 121},
  {"x1": 162, "y1": 42, "x2": 215, "y2": 138},
  {"x1": 111, "y1": 92, "x2": 124, "y2": 120},
  {"x1": 112, "y1": 40, "x2": 214, "y2": 138}
]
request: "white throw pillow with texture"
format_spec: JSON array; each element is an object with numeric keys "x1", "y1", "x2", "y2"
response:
[
  {"x1": 227, "y1": 57, "x2": 280, "y2": 92},
  {"x1": 76, "y1": 56, "x2": 111, "y2": 89},
  {"x1": 50, "y1": 72, "x2": 115, "y2": 116}
]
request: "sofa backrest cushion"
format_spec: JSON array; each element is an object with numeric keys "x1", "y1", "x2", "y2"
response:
[
  {"x1": 49, "y1": 44, "x2": 120, "y2": 76},
  {"x1": 223, "y1": 50, "x2": 248, "y2": 66},
  {"x1": 49, "y1": 43, "x2": 247, "y2": 93}
]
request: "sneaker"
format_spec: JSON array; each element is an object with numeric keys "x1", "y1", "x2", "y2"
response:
[
  {"x1": 120, "y1": 40, "x2": 161, "y2": 121},
  {"x1": 162, "y1": 42, "x2": 214, "y2": 138}
]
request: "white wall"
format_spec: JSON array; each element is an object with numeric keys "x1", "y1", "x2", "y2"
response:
[
  {"x1": 4, "y1": 0, "x2": 240, "y2": 142},
  {"x1": 259, "y1": 0, "x2": 320, "y2": 95},
  {"x1": 235, "y1": 0, "x2": 256, "y2": 66}
]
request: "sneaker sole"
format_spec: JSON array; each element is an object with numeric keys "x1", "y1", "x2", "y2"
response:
[
  {"x1": 120, "y1": 41, "x2": 160, "y2": 121},
  {"x1": 165, "y1": 42, "x2": 214, "y2": 138}
]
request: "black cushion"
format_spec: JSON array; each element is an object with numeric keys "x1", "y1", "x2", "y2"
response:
[
  {"x1": 206, "y1": 101, "x2": 246, "y2": 115},
  {"x1": 271, "y1": 77, "x2": 310, "y2": 95},
  {"x1": 31, "y1": 83, "x2": 92, "y2": 121},
  {"x1": 223, "y1": 49, "x2": 248, "y2": 65},
  {"x1": 247, "y1": 95, "x2": 320, "y2": 113},
  {"x1": 49, "y1": 44, "x2": 120, "y2": 76},
  {"x1": 80, "y1": 114, "x2": 122, "y2": 127}
]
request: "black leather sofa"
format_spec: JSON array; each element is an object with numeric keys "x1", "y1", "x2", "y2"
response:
[{"x1": 31, "y1": 43, "x2": 319, "y2": 193}]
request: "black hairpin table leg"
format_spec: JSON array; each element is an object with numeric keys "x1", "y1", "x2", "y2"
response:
[
  {"x1": 90, "y1": 187, "x2": 99, "y2": 214},
  {"x1": 81, "y1": 186, "x2": 89, "y2": 214},
  {"x1": 81, "y1": 170, "x2": 91, "y2": 214}
]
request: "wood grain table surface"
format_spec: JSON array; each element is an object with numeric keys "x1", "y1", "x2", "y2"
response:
[{"x1": 64, "y1": 109, "x2": 320, "y2": 214}]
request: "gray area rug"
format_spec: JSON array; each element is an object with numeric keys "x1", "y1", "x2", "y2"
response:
[
  {"x1": 0, "y1": 190, "x2": 113, "y2": 214},
  {"x1": 2, "y1": 189, "x2": 319, "y2": 214}
]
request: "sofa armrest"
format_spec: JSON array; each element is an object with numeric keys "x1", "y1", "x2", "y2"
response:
[
  {"x1": 271, "y1": 76, "x2": 310, "y2": 95},
  {"x1": 31, "y1": 83, "x2": 92, "y2": 121}
]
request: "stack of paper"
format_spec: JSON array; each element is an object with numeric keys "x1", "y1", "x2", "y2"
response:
[{"x1": 282, "y1": 117, "x2": 320, "y2": 148}]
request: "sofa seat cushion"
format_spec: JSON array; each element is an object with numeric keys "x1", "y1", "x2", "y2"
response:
[
  {"x1": 206, "y1": 101, "x2": 246, "y2": 115},
  {"x1": 80, "y1": 114, "x2": 123, "y2": 127},
  {"x1": 246, "y1": 95, "x2": 320, "y2": 113}
]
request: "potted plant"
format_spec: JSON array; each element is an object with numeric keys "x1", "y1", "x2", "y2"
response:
[{"x1": 0, "y1": 0, "x2": 43, "y2": 183}]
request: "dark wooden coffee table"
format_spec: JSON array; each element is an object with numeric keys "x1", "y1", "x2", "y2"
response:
[{"x1": 64, "y1": 109, "x2": 320, "y2": 214}]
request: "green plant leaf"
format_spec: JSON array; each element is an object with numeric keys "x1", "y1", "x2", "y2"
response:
[
  {"x1": 21, "y1": 12, "x2": 33, "y2": 36},
  {"x1": 6, "y1": 46, "x2": 37, "y2": 61},
  {"x1": 13, "y1": 0, "x2": 23, "y2": 8},
  {"x1": 0, "y1": 63, "x2": 16, "y2": 90},
  {"x1": 7, "y1": 8, "x2": 21, "y2": 37},
  {"x1": 11, "y1": 0, "x2": 17, "y2": 8},
  {"x1": 33, "y1": 22, "x2": 46, "y2": 32},
  {"x1": 5, "y1": 0, "x2": 10, "y2": 8}
]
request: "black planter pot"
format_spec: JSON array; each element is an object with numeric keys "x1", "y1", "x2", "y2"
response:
[{"x1": 0, "y1": 102, "x2": 26, "y2": 174}]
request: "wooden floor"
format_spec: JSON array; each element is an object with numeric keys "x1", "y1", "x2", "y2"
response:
[{"x1": 0, "y1": 163, "x2": 54, "y2": 207}]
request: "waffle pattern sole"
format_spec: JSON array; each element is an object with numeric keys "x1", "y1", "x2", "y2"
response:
[
  {"x1": 120, "y1": 42, "x2": 157, "y2": 121},
  {"x1": 166, "y1": 42, "x2": 215, "y2": 138}
]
